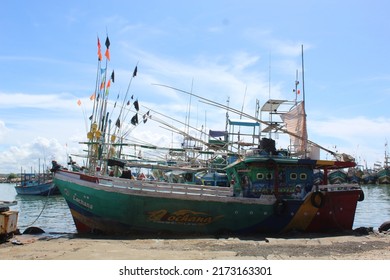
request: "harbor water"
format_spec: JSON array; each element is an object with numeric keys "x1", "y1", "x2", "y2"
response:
[{"x1": 1, "y1": 183, "x2": 390, "y2": 234}]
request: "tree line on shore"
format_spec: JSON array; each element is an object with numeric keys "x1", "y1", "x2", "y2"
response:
[{"x1": 0, "y1": 173, "x2": 20, "y2": 183}]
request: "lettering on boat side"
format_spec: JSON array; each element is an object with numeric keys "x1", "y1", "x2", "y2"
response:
[
  {"x1": 147, "y1": 209, "x2": 223, "y2": 225},
  {"x1": 72, "y1": 194, "x2": 93, "y2": 210}
]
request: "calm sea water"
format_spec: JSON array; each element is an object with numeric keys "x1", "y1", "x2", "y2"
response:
[
  {"x1": 1, "y1": 183, "x2": 76, "y2": 234},
  {"x1": 1, "y1": 183, "x2": 390, "y2": 233}
]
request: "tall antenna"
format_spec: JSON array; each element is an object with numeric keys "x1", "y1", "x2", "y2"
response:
[
  {"x1": 240, "y1": 85, "x2": 247, "y2": 119},
  {"x1": 268, "y1": 52, "x2": 272, "y2": 99},
  {"x1": 301, "y1": 44, "x2": 306, "y2": 103}
]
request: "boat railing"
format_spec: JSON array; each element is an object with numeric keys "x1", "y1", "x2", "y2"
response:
[
  {"x1": 99, "y1": 176, "x2": 233, "y2": 197},
  {"x1": 242, "y1": 148, "x2": 290, "y2": 158}
]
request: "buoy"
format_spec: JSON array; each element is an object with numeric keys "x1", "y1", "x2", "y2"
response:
[{"x1": 91, "y1": 122, "x2": 98, "y2": 132}]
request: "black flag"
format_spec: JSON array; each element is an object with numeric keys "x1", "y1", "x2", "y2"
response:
[
  {"x1": 105, "y1": 36, "x2": 110, "y2": 49},
  {"x1": 143, "y1": 111, "x2": 150, "y2": 124},
  {"x1": 115, "y1": 118, "x2": 120, "y2": 128},
  {"x1": 134, "y1": 100, "x2": 139, "y2": 111},
  {"x1": 131, "y1": 114, "x2": 138, "y2": 125},
  {"x1": 132, "y1": 66, "x2": 137, "y2": 77},
  {"x1": 111, "y1": 70, "x2": 115, "y2": 82}
]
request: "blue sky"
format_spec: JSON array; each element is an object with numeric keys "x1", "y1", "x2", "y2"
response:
[{"x1": 1, "y1": 0, "x2": 389, "y2": 174}]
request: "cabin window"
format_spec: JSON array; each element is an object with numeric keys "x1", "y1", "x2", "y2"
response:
[
  {"x1": 300, "y1": 173, "x2": 307, "y2": 180},
  {"x1": 257, "y1": 172, "x2": 273, "y2": 180},
  {"x1": 257, "y1": 173, "x2": 264, "y2": 180},
  {"x1": 290, "y1": 173, "x2": 297, "y2": 180}
]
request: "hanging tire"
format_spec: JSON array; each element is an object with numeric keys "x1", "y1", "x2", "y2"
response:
[
  {"x1": 274, "y1": 199, "x2": 287, "y2": 215},
  {"x1": 358, "y1": 190, "x2": 365, "y2": 202},
  {"x1": 311, "y1": 191, "x2": 325, "y2": 208}
]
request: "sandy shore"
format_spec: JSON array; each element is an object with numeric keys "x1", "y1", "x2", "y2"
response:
[{"x1": 1, "y1": 230, "x2": 390, "y2": 260}]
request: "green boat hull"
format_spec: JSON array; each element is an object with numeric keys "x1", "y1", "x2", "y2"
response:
[{"x1": 54, "y1": 169, "x2": 362, "y2": 235}]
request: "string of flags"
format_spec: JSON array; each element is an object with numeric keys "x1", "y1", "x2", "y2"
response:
[{"x1": 79, "y1": 35, "x2": 151, "y2": 133}]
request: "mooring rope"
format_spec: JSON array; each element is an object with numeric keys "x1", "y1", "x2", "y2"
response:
[{"x1": 21, "y1": 188, "x2": 53, "y2": 229}]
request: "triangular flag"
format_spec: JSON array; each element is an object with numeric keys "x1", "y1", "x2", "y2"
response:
[
  {"x1": 132, "y1": 66, "x2": 137, "y2": 77},
  {"x1": 133, "y1": 100, "x2": 139, "y2": 111},
  {"x1": 97, "y1": 37, "x2": 102, "y2": 61},
  {"x1": 77, "y1": 99, "x2": 81, "y2": 106},
  {"x1": 115, "y1": 118, "x2": 120, "y2": 128},
  {"x1": 90, "y1": 92, "x2": 96, "y2": 100},
  {"x1": 105, "y1": 48, "x2": 110, "y2": 61},
  {"x1": 143, "y1": 112, "x2": 149, "y2": 124},
  {"x1": 131, "y1": 114, "x2": 138, "y2": 125},
  {"x1": 111, "y1": 70, "x2": 115, "y2": 82},
  {"x1": 105, "y1": 36, "x2": 110, "y2": 49}
]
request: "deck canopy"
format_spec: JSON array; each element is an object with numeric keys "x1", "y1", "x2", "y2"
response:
[
  {"x1": 228, "y1": 119, "x2": 260, "y2": 127},
  {"x1": 261, "y1": 99, "x2": 289, "y2": 112}
]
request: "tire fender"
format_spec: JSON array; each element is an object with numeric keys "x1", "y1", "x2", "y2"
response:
[
  {"x1": 311, "y1": 191, "x2": 325, "y2": 208},
  {"x1": 358, "y1": 190, "x2": 365, "y2": 202}
]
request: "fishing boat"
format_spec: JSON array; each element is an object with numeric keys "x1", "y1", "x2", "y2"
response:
[
  {"x1": 377, "y1": 168, "x2": 390, "y2": 184},
  {"x1": 347, "y1": 166, "x2": 363, "y2": 184},
  {"x1": 328, "y1": 169, "x2": 348, "y2": 184},
  {"x1": 52, "y1": 40, "x2": 364, "y2": 235},
  {"x1": 361, "y1": 168, "x2": 377, "y2": 185},
  {"x1": 376, "y1": 143, "x2": 390, "y2": 184},
  {"x1": 15, "y1": 172, "x2": 58, "y2": 196}
]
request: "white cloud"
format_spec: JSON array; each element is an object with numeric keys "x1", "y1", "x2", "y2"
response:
[{"x1": 0, "y1": 137, "x2": 71, "y2": 174}]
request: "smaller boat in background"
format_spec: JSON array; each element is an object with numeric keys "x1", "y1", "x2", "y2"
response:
[
  {"x1": 376, "y1": 143, "x2": 390, "y2": 184},
  {"x1": 377, "y1": 167, "x2": 390, "y2": 184},
  {"x1": 361, "y1": 168, "x2": 377, "y2": 185},
  {"x1": 15, "y1": 172, "x2": 59, "y2": 196},
  {"x1": 313, "y1": 169, "x2": 324, "y2": 185},
  {"x1": 328, "y1": 169, "x2": 348, "y2": 184},
  {"x1": 347, "y1": 166, "x2": 363, "y2": 184}
]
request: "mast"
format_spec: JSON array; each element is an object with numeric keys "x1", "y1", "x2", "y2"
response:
[
  {"x1": 301, "y1": 44, "x2": 308, "y2": 157},
  {"x1": 301, "y1": 44, "x2": 306, "y2": 104}
]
